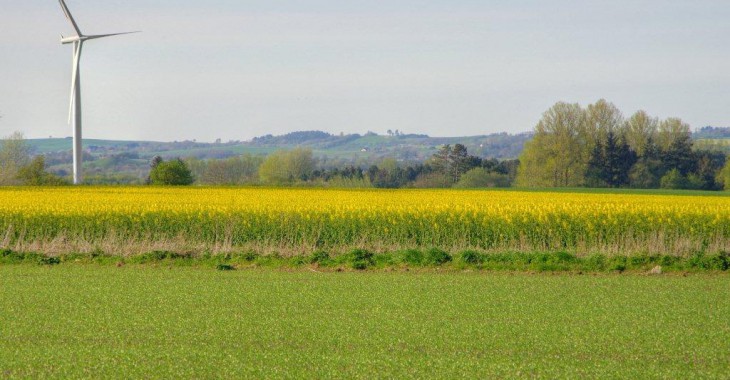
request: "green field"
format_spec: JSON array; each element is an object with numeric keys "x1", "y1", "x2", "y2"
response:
[{"x1": 1, "y1": 265, "x2": 728, "y2": 378}]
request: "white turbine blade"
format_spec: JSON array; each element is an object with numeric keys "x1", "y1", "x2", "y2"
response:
[
  {"x1": 58, "y1": 0, "x2": 82, "y2": 36},
  {"x1": 85, "y1": 31, "x2": 141, "y2": 41},
  {"x1": 68, "y1": 42, "x2": 82, "y2": 124}
]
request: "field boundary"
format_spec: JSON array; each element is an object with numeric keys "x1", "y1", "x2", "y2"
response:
[{"x1": 2, "y1": 248, "x2": 728, "y2": 273}]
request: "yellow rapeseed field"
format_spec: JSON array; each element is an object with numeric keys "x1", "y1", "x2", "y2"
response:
[{"x1": 1, "y1": 187, "x2": 728, "y2": 255}]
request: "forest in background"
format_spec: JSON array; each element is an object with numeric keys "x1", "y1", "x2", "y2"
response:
[{"x1": 1, "y1": 99, "x2": 730, "y2": 189}]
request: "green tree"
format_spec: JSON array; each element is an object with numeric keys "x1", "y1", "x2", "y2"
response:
[
  {"x1": 717, "y1": 157, "x2": 730, "y2": 191},
  {"x1": 430, "y1": 145, "x2": 451, "y2": 176},
  {"x1": 629, "y1": 161, "x2": 659, "y2": 188},
  {"x1": 16, "y1": 156, "x2": 68, "y2": 186},
  {"x1": 517, "y1": 102, "x2": 586, "y2": 187},
  {"x1": 656, "y1": 118, "x2": 691, "y2": 152},
  {"x1": 149, "y1": 158, "x2": 194, "y2": 185},
  {"x1": 189, "y1": 155, "x2": 263, "y2": 185},
  {"x1": 447, "y1": 144, "x2": 471, "y2": 182},
  {"x1": 0, "y1": 131, "x2": 31, "y2": 185},
  {"x1": 602, "y1": 132, "x2": 637, "y2": 187},
  {"x1": 660, "y1": 169, "x2": 689, "y2": 190},
  {"x1": 661, "y1": 128, "x2": 695, "y2": 176},
  {"x1": 585, "y1": 138, "x2": 605, "y2": 187},
  {"x1": 624, "y1": 110, "x2": 658, "y2": 157},
  {"x1": 259, "y1": 148, "x2": 315, "y2": 185},
  {"x1": 584, "y1": 99, "x2": 624, "y2": 151}
]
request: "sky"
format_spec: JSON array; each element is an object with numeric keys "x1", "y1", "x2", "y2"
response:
[{"x1": 1, "y1": 0, "x2": 729, "y2": 142}]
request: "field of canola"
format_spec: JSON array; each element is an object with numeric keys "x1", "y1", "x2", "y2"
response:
[{"x1": 1, "y1": 187, "x2": 729, "y2": 255}]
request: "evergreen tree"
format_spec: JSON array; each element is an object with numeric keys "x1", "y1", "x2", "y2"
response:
[
  {"x1": 602, "y1": 133, "x2": 636, "y2": 187},
  {"x1": 585, "y1": 138, "x2": 605, "y2": 187},
  {"x1": 661, "y1": 132, "x2": 695, "y2": 176}
]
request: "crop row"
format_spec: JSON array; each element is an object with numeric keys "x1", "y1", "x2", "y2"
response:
[{"x1": 1, "y1": 187, "x2": 728, "y2": 255}]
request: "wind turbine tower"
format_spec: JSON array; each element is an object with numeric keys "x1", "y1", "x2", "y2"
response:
[{"x1": 58, "y1": 0, "x2": 138, "y2": 184}]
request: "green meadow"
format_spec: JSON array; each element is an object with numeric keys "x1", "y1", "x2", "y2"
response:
[{"x1": 1, "y1": 265, "x2": 728, "y2": 378}]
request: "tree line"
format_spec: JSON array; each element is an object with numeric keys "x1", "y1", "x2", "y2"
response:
[
  {"x1": 2, "y1": 99, "x2": 730, "y2": 190},
  {"x1": 183, "y1": 146, "x2": 517, "y2": 188},
  {"x1": 517, "y1": 100, "x2": 730, "y2": 190}
]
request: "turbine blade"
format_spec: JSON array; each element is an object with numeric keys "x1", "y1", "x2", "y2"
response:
[
  {"x1": 85, "y1": 31, "x2": 141, "y2": 40},
  {"x1": 68, "y1": 42, "x2": 82, "y2": 124},
  {"x1": 58, "y1": 0, "x2": 82, "y2": 36}
]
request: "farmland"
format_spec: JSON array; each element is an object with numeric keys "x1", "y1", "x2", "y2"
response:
[
  {"x1": 2, "y1": 188, "x2": 729, "y2": 378},
  {"x1": 1, "y1": 266, "x2": 728, "y2": 378},
  {"x1": 0, "y1": 187, "x2": 728, "y2": 256}
]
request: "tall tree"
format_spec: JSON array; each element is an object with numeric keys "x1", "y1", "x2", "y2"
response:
[
  {"x1": 448, "y1": 144, "x2": 471, "y2": 182},
  {"x1": 517, "y1": 102, "x2": 586, "y2": 187},
  {"x1": 656, "y1": 118, "x2": 691, "y2": 153},
  {"x1": 602, "y1": 132, "x2": 636, "y2": 187},
  {"x1": 585, "y1": 100, "x2": 624, "y2": 146},
  {"x1": 659, "y1": 119, "x2": 695, "y2": 176},
  {"x1": 431, "y1": 145, "x2": 451, "y2": 175},
  {"x1": 585, "y1": 138, "x2": 605, "y2": 187},
  {"x1": 624, "y1": 110, "x2": 658, "y2": 157},
  {"x1": 719, "y1": 158, "x2": 730, "y2": 191},
  {"x1": 0, "y1": 131, "x2": 31, "y2": 185}
]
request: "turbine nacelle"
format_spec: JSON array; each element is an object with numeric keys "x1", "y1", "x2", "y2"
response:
[
  {"x1": 60, "y1": 34, "x2": 79, "y2": 44},
  {"x1": 61, "y1": 32, "x2": 141, "y2": 45}
]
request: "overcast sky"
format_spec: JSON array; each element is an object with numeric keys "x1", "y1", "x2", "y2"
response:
[{"x1": 1, "y1": 0, "x2": 729, "y2": 142}]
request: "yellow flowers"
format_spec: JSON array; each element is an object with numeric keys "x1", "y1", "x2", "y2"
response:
[{"x1": 0, "y1": 187, "x2": 728, "y2": 254}]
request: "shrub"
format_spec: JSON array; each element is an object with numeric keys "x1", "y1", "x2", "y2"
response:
[
  {"x1": 609, "y1": 256, "x2": 627, "y2": 272},
  {"x1": 459, "y1": 250, "x2": 483, "y2": 265},
  {"x1": 398, "y1": 249, "x2": 424, "y2": 265},
  {"x1": 584, "y1": 254, "x2": 607, "y2": 271},
  {"x1": 38, "y1": 257, "x2": 61, "y2": 266},
  {"x1": 349, "y1": 249, "x2": 374, "y2": 270},
  {"x1": 239, "y1": 251, "x2": 259, "y2": 262},
  {"x1": 690, "y1": 252, "x2": 729, "y2": 271},
  {"x1": 424, "y1": 248, "x2": 452, "y2": 265},
  {"x1": 310, "y1": 251, "x2": 331, "y2": 265}
]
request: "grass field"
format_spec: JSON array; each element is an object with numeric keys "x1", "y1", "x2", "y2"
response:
[{"x1": 1, "y1": 265, "x2": 729, "y2": 378}]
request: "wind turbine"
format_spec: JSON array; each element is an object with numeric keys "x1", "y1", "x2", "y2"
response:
[{"x1": 58, "y1": 0, "x2": 139, "y2": 184}]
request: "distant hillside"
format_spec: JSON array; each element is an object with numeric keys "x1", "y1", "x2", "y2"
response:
[
  {"x1": 692, "y1": 126, "x2": 730, "y2": 154},
  {"x1": 29, "y1": 131, "x2": 531, "y2": 161},
  {"x1": 248, "y1": 131, "x2": 531, "y2": 162},
  {"x1": 26, "y1": 131, "x2": 531, "y2": 183}
]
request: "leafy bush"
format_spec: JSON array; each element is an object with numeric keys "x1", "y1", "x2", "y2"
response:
[
  {"x1": 38, "y1": 257, "x2": 61, "y2": 266},
  {"x1": 584, "y1": 254, "x2": 607, "y2": 271},
  {"x1": 459, "y1": 250, "x2": 483, "y2": 265},
  {"x1": 424, "y1": 248, "x2": 452, "y2": 265},
  {"x1": 689, "y1": 252, "x2": 729, "y2": 271},
  {"x1": 398, "y1": 249, "x2": 423, "y2": 265},
  {"x1": 609, "y1": 256, "x2": 628, "y2": 272},
  {"x1": 348, "y1": 249, "x2": 374, "y2": 270},
  {"x1": 310, "y1": 251, "x2": 331, "y2": 265},
  {"x1": 134, "y1": 251, "x2": 192, "y2": 264},
  {"x1": 239, "y1": 251, "x2": 259, "y2": 262}
]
